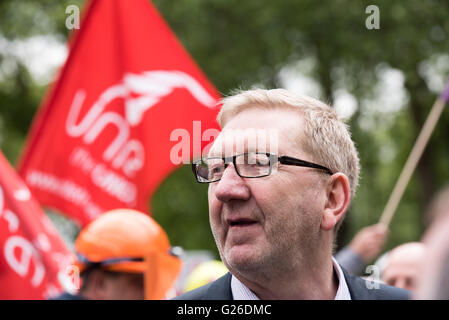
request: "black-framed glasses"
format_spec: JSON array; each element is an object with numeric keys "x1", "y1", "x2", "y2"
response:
[{"x1": 192, "y1": 152, "x2": 333, "y2": 183}]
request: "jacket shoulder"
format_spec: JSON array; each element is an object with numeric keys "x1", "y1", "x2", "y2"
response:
[
  {"x1": 343, "y1": 268, "x2": 410, "y2": 300},
  {"x1": 173, "y1": 273, "x2": 233, "y2": 300},
  {"x1": 49, "y1": 292, "x2": 86, "y2": 300}
]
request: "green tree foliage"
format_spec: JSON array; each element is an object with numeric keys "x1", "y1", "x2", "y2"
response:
[
  {"x1": 0, "y1": 0, "x2": 448, "y2": 255},
  {"x1": 0, "y1": 0, "x2": 83, "y2": 163}
]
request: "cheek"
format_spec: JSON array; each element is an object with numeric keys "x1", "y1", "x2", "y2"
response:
[
  {"x1": 279, "y1": 174, "x2": 326, "y2": 213},
  {"x1": 258, "y1": 182, "x2": 323, "y2": 239},
  {"x1": 257, "y1": 178, "x2": 299, "y2": 214},
  {"x1": 243, "y1": 178, "x2": 295, "y2": 225},
  {"x1": 208, "y1": 188, "x2": 220, "y2": 220},
  {"x1": 208, "y1": 188, "x2": 225, "y2": 239}
]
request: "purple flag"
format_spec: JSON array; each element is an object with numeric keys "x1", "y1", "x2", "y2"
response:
[{"x1": 441, "y1": 79, "x2": 449, "y2": 103}]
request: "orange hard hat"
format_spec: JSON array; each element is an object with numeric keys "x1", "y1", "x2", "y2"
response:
[{"x1": 74, "y1": 208, "x2": 182, "y2": 299}]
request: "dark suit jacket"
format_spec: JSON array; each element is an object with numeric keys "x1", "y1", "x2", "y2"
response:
[
  {"x1": 49, "y1": 292, "x2": 87, "y2": 300},
  {"x1": 173, "y1": 269, "x2": 410, "y2": 300}
]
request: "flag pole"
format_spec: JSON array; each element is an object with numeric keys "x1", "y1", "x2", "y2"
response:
[{"x1": 379, "y1": 84, "x2": 449, "y2": 227}]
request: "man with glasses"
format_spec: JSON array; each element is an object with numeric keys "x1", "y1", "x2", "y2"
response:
[{"x1": 175, "y1": 88, "x2": 409, "y2": 300}]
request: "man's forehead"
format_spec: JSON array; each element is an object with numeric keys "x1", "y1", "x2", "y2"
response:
[
  {"x1": 225, "y1": 105, "x2": 303, "y2": 127},
  {"x1": 208, "y1": 128, "x2": 280, "y2": 157},
  {"x1": 207, "y1": 109, "x2": 305, "y2": 158}
]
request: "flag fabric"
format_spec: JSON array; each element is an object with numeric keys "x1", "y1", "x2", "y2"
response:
[
  {"x1": 18, "y1": 0, "x2": 220, "y2": 226},
  {"x1": 441, "y1": 78, "x2": 449, "y2": 103},
  {"x1": 0, "y1": 150, "x2": 74, "y2": 299}
]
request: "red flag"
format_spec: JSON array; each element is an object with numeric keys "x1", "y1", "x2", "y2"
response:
[
  {"x1": 18, "y1": 0, "x2": 220, "y2": 226},
  {"x1": 0, "y1": 150, "x2": 74, "y2": 299}
]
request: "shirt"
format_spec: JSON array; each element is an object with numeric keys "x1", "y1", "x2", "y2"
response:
[{"x1": 231, "y1": 257, "x2": 351, "y2": 300}]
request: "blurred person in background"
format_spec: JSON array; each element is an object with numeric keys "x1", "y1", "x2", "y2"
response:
[
  {"x1": 183, "y1": 260, "x2": 228, "y2": 293},
  {"x1": 381, "y1": 242, "x2": 426, "y2": 292},
  {"x1": 415, "y1": 185, "x2": 449, "y2": 299},
  {"x1": 336, "y1": 223, "x2": 389, "y2": 275},
  {"x1": 52, "y1": 209, "x2": 181, "y2": 300}
]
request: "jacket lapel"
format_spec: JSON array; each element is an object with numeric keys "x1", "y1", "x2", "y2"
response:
[
  {"x1": 341, "y1": 267, "x2": 372, "y2": 300},
  {"x1": 204, "y1": 272, "x2": 233, "y2": 300}
]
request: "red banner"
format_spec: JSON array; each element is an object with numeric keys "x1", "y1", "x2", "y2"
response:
[
  {"x1": 18, "y1": 0, "x2": 220, "y2": 226},
  {"x1": 0, "y1": 150, "x2": 73, "y2": 299}
]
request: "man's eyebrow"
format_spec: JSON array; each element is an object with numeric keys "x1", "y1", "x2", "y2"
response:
[{"x1": 206, "y1": 146, "x2": 227, "y2": 158}]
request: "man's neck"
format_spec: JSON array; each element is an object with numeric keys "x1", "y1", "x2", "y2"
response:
[{"x1": 233, "y1": 253, "x2": 339, "y2": 300}]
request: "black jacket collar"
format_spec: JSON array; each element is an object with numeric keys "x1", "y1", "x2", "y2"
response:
[{"x1": 203, "y1": 270, "x2": 410, "y2": 300}]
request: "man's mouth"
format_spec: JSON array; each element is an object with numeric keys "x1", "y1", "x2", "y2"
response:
[{"x1": 227, "y1": 218, "x2": 257, "y2": 228}]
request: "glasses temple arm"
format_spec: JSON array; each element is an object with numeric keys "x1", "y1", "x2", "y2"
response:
[{"x1": 278, "y1": 156, "x2": 333, "y2": 175}]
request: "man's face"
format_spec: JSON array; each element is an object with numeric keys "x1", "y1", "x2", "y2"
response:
[
  {"x1": 382, "y1": 264, "x2": 418, "y2": 292},
  {"x1": 103, "y1": 272, "x2": 144, "y2": 300},
  {"x1": 382, "y1": 244, "x2": 425, "y2": 292},
  {"x1": 382, "y1": 259, "x2": 421, "y2": 292},
  {"x1": 208, "y1": 107, "x2": 328, "y2": 276}
]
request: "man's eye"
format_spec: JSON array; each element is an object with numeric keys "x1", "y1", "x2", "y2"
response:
[
  {"x1": 210, "y1": 165, "x2": 224, "y2": 175},
  {"x1": 247, "y1": 161, "x2": 265, "y2": 167},
  {"x1": 249, "y1": 157, "x2": 269, "y2": 166}
]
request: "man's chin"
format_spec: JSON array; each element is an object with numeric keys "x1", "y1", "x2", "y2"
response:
[{"x1": 224, "y1": 244, "x2": 263, "y2": 272}]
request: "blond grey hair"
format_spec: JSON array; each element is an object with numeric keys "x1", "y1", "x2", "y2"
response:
[{"x1": 217, "y1": 88, "x2": 360, "y2": 198}]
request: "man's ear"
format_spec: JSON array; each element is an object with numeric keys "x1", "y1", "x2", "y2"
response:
[{"x1": 320, "y1": 173, "x2": 351, "y2": 231}]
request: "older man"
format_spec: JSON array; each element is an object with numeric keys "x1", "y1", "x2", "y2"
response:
[
  {"x1": 382, "y1": 242, "x2": 426, "y2": 292},
  {"x1": 175, "y1": 88, "x2": 409, "y2": 300}
]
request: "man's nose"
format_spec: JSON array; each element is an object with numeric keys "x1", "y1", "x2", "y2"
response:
[{"x1": 213, "y1": 163, "x2": 250, "y2": 202}]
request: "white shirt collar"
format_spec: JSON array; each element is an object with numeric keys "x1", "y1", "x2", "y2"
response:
[{"x1": 231, "y1": 257, "x2": 351, "y2": 300}]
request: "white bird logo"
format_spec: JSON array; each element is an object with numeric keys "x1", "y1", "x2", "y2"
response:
[
  {"x1": 122, "y1": 70, "x2": 217, "y2": 126},
  {"x1": 65, "y1": 70, "x2": 218, "y2": 178}
]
